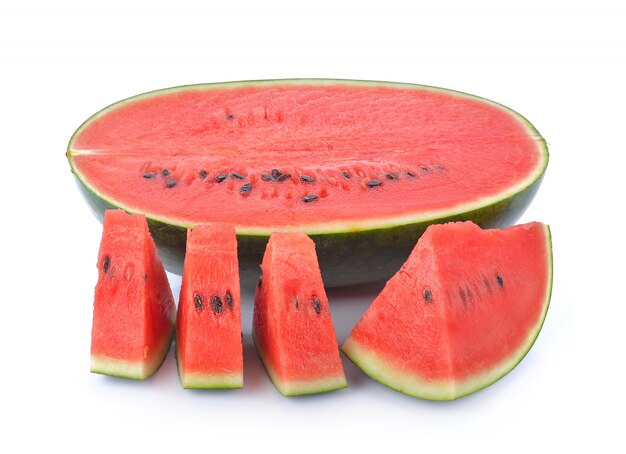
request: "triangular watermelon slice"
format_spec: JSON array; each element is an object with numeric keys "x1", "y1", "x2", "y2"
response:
[
  {"x1": 252, "y1": 232, "x2": 347, "y2": 396},
  {"x1": 176, "y1": 223, "x2": 243, "y2": 389},
  {"x1": 342, "y1": 221, "x2": 552, "y2": 400},
  {"x1": 90, "y1": 210, "x2": 176, "y2": 379}
]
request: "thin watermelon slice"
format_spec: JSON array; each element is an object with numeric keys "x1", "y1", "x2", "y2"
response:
[
  {"x1": 66, "y1": 79, "x2": 549, "y2": 286},
  {"x1": 342, "y1": 221, "x2": 552, "y2": 400},
  {"x1": 252, "y1": 232, "x2": 347, "y2": 396},
  {"x1": 176, "y1": 223, "x2": 243, "y2": 389},
  {"x1": 91, "y1": 210, "x2": 176, "y2": 379}
]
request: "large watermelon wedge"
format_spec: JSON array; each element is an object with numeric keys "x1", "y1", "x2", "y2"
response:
[
  {"x1": 342, "y1": 221, "x2": 552, "y2": 400},
  {"x1": 66, "y1": 79, "x2": 548, "y2": 286}
]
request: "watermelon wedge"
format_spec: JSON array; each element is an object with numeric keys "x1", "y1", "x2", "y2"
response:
[
  {"x1": 252, "y1": 232, "x2": 347, "y2": 396},
  {"x1": 342, "y1": 221, "x2": 552, "y2": 400},
  {"x1": 66, "y1": 79, "x2": 548, "y2": 286},
  {"x1": 176, "y1": 223, "x2": 243, "y2": 389},
  {"x1": 90, "y1": 210, "x2": 176, "y2": 379}
]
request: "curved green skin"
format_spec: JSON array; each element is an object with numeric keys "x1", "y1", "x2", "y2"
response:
[
  {"x1": 252, "y1": 332, "x2": 348, "y2": 396},
  {"x1": 91, "y1": 331, "x2": 174, "y2": 380},
  {"x1": 342, "y1": 226, "x2": 553, "y2": 401},
  {"x1": 175, "y1": 344, "x2": 243, "y2": 389},
  {"x1": 66, "y1": 79, "x2": 549, "y2": 287}
]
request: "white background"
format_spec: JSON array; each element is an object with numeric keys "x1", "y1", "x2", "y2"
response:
[{"x1": 2, "y1": 1, "x2": 625, "y2": 452}]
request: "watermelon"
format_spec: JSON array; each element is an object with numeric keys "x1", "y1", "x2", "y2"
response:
[
  {"x1": 66, "y1": 79, "x2": 549, "y2": 286},
  {"x1": 176, "y1": 223, "x2": 243, "y2": 389},
  {"x1": 252, "y1": 232, "x2": 347, "y2": 395},
  {"x1": 342, "y1": 221, "x2": 552, "y2": 400},
  {"x1": 90, "y1": 210, "x2": 176, "y2": 379}
]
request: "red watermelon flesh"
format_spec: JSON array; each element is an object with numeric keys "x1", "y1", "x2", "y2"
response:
[
  {"x1": 252, "y1": 232, "x2": 347, "y2": 395},
  {"x1": 91, "y1": 210, "x2": 176, "y2": 379},
  {"x1": 176, "y1": 223, "x2": 243, "y2": 388},
  {"x1": 68, "y1": 80, "x2": 547, "y2": 233},
  {"x1": 342, "y1": 221, "x2": 552, "y2": 400}
]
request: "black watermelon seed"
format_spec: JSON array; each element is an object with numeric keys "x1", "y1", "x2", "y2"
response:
[
  {"x1": 386, "y1": 173, "x2": 396, "y2": 180},
  {"x1": 211, "y1": 295, "x2": 223, "y2": 314},
  {"x1": 225, "y1": 291, "x2": 233, "y2": 309},
  {"x1": 301, "y1": 195, "x2": 318, "y2": 203},
  {"x1": 367, "y1": 180, "x2": 382, "y2": 188},
  {"x1": 193, "y1": 293, "x2": 203, "y2": 311},
  {"x1": 199, "y1": 169, "x2": 208, "y2": 179},
  {"x1": 143, "y1": 172, "x2": 155, "y2": 179},
  {"x1": 276, "y1": 173, "x2": 291, "y2": 182},
  {"x1": 300, "y1": 175, "x2": 315, "y2": 183},
  {"x1": 231, "y1": 172, "x2": 246, "y2": 180},
  {"x1": 342, "y1": 171, "x2": 350, "y2": 179},
  {"x1": 421, "y1": 166, "x2": 429, "y2": 172},
  {"x1": 312, "y1": 297, "x2": 321, "y2": 315},
  {"x1": 215, "y1": 173, "x2": 228, "y2": 183},
  {"x1": 406, "y1": 171, "x2": 415, "y2": 177},
  {"x1": 496, "y1": 275, "x2": 504, "y2": 287},
  {"x1": 240, "y1": 183, "x2": 252, "y2": 194},
  {"x1": 271, "y1": 168, "x2": 282, "y2": 179},
  {"x1": 102, "y1": 255, "x2": 110, "y2": 273},
  {"x1": 166, "y1": 179, "x2": 177, "y2": 188},
  {"x1": 261, "y1": 173, "x2": 275, "y2": 181},
  {"x1": 162, "y1": 168, "x2": 170, "y2": 177},
  {"x1": 225, "y1": 114, "x2": 234, "y2": 121},
  {"x1": 423, "y1": 289, "x2": 433, "y2": 304},
  {"x1": 295, "y1": 298, "x2": 299, "y2": 310}
]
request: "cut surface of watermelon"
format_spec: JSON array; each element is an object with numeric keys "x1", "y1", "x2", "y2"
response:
[
  {"x1": 176, "y1": 223, "x2": 243, "y2": 388},
  {"x1": 252, "y1": 232, "x2": 347, "y2": 395},
  {"x1": 342, "y1": 221, "x2": 552, "y2": 400},
  {"x1": 90, "y1": 210, "x2": 176, "y2": 379},
  {"x1": 67, "y1": 79, "x2": 548, "y2": 286}
]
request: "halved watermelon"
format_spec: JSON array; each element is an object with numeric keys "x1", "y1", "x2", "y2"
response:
[
  {"x1": 342, "y1": 221, "x2": 552, "y2": 400},
  {"x1": 91, "y1": 210, "x2": 176, "y2": 379},
  {"x1": 176, "y1": 223, "x2": 243, "y2": 389},
  {"x1": 66, "y1": 79, "x2": 548, "y2": 286},
  {"x1": 252, "y1": 232, "x2": 347, "y2": 395}
]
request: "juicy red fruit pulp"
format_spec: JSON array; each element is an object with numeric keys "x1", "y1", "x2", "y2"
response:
[{"x1": 69, "y1": 81, "x2": 546, "y2": 231}]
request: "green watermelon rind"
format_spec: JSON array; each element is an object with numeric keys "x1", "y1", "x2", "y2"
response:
[
  {"x1": 341, "y1": 225, "x2": 553, "y2": 401},
  {"x1": 177, "y1": 373, "x2": 244, "y2": 390},
  {"x1": 66, "y1": 79, "x2": 549, "y2": 287},
  {"x1": 252, "y1": 332, "x2": 348, "y2": 396},
  {"x1": 91, "y1": 330, "x2": 174, "y2": 380}
]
